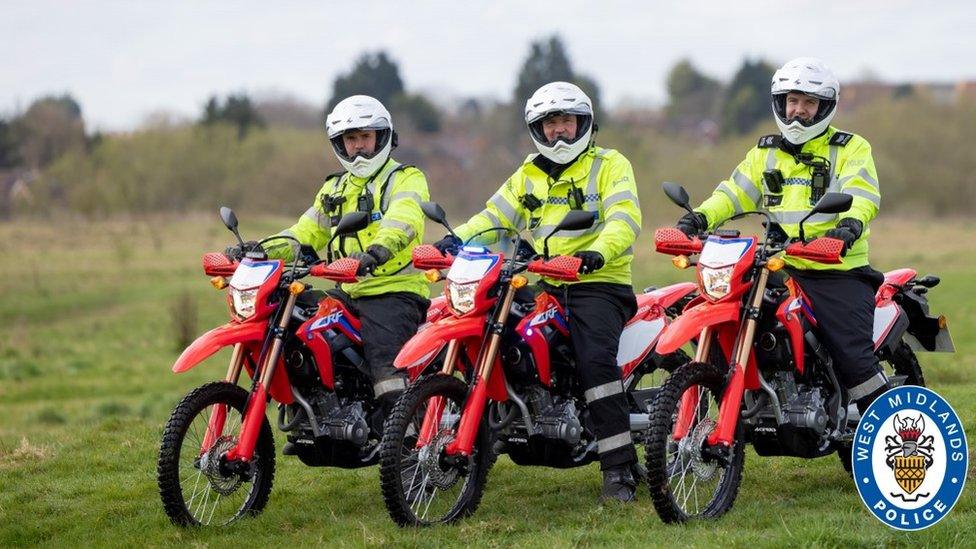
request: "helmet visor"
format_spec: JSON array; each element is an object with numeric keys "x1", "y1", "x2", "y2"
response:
[
  {"x1": 527, "y1": 112, "x2": 593, "y2": 147},
  {"x1": 330, "y1": 128, "x2": 392, "y2": 162}
]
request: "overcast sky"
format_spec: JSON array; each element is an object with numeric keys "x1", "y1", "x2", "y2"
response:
[{"x1": 2, "y1": 0, "x2": 974, "y2": 131}]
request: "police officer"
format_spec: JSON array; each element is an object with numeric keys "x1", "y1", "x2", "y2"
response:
[
  {"x1": 230, "y1": 95, "x2": 431, "y2": 422},
  {"x1": 434, "y1": 82, "x2": 643, "y2": 502},
  {"x1": 675, "y1": 57, "x2": 889, "y2": 414}
]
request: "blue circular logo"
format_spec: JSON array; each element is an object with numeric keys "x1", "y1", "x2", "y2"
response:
[{"x1": 853, "y1": 385, "x2": 968, "y2": 530}]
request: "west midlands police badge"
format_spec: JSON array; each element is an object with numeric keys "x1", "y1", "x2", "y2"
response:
[{"x1": 853, "y1": 385, "x2": 968, "y2": 530}]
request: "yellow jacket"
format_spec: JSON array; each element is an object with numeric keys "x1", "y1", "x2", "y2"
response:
[
  {"x1": 695, "y1": 127, "x2": 880, "y2": 270},
  {"x1": 265, "y1": 158, "x2": 430, "y2": 298},
  {"x1": 455, "y1": 146, "x2": 641, "y2": 286}
]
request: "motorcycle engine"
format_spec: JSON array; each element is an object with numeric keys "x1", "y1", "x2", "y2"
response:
[{"x1": 749, "y1": 372, "x2": 831, "y2": 458}]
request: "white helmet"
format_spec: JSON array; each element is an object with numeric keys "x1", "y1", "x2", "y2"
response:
[
  {"x1": 524, "y1": 82, "x2": 594, "y2": 164},
  {"x1": 771, "y1": 57, "x2": 840, "y2": 145},
  {"x1": 325, "y1": 95, "x2": 396, "y2": 178}
]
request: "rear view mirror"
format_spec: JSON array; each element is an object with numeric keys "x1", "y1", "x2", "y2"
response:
[
  {"x1": 333, "y1": 212, "x2": 370, "y2": 236},
  {"x1": 420, "y1": 201, "x2": 448, "y2": 225},
  {"x1": 662, "y1": 182, "x2": 693, "y2": 214},
  {"x1": 544, "y1": 210, "x2": 595, "y2": 258},
  {"x1": 810, "y1": 192, "x2": 853, "y2": 215}
]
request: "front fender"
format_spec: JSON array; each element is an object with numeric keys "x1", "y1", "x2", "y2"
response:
[
  {"x1": 394, "y1": 315, "x2": 486, "y2": 375},
  {"x1": 656, "y1": 300, "x2": 741, "y2": 355},
  {"x1": 172, "y1": 321, "x2": 266, "y2": 373}
]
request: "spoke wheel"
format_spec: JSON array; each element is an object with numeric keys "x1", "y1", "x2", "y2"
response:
[
  {"x1": 379, "y1": 374, "x2": 495, "y2": 526},
  {"x1": 157, "y1": 382, "x2": 275, "y2": 526},
  {"x1": 646, "y1": 361, "x2": 744, "y2": 523}
]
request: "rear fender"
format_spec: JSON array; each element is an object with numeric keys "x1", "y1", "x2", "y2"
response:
[{"x1": 172, "y1": 322, "x2": 266, "y2": 373}]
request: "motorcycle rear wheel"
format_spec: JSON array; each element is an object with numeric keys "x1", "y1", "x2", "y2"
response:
[
  {"x1": 157, "y1": 381, "x2": 275, "y2": 526},
  {"x1": 379, "y1": 374, "x2": 495, "y2": 526},
  {"x1": 645, "y1": 361, "x2": 745, "y2": 523}
]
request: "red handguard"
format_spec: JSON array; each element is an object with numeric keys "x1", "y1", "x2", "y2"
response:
[
  {"x1": 527, "y1": 256, "x2": 581, "y2": 281},
  {"x1": 203, "y1": 252, "x2": 238, "y2": 277},
  {"x1": 785, "y1": 237, "x2": 845, "y2": 264},
  {"x1": 310, "y1": 257, "x2": 360, "y2": 283},
  {"x1": 412, "y1": 244, "x2": 455, "y2": 270},
  {"x1": 654, "y1": 227, "x2": 704, "y2": 256}
]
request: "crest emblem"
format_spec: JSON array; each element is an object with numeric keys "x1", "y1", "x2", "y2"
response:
[
  {"x1": 853, "y1": 386, "x2": 967, "y2": 530},
  {"x1": 886, "y1": 414, "x2": 933, "y2": 498}
]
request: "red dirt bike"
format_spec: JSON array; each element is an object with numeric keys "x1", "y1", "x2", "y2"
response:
[
  {"x1": 377, "y1": 202, "x2": 697, "y2": 526},
  {"x1": 644, "y1": 183, "x2": 954, "y2": 523},
  {"x1": 156, "y1": 208, "x2": 448, "y2": 526}
]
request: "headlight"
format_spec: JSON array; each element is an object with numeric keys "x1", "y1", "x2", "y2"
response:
[
  {"x1": 231, "y1": 288, "x2": 259, "y2": 318},
  {"x1": 447, "y1": 281, "x2": 477, "y2": 314},
  {"x1": 700, "y1": 266, "x2": 734, "y2": 300}
]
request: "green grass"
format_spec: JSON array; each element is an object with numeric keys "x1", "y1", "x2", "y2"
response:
[{"x1": 1, "y1": 214, "x2": 974, "y2": 547}]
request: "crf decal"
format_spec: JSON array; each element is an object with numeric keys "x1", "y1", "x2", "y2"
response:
[{"x1": 530, "y1": 306, "x2": 558, "y2": 327}]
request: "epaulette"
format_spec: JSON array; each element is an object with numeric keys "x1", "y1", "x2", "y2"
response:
[
  {"x1": 324, "y1": 170, "x2": 346, "y2": 182},
  {"x1": 829, "y1": 131, "x2": 854, "y2": 146},
  {"x1": 757, "y1": 135, "x2": 781, "y2": 148}
]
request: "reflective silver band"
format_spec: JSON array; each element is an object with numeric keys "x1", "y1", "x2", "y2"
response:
[
  {"x1": 770, "y1": 210, "x2": 839, "y2": 225},
  {"x1": 372, "y1": 161, "x2": 403, "y2": 210},
  {"x1": 479, "y1": 209, "x2": 503, "y2": 230},
  {"x1": 606, "y1": 211, "x2": 641, "y2": 236},
  {"x1": 732, "y1": 169, "x2": 761, "y2": 206},
  {"x1": 603, "y1": 190, "x2": 639, "y2": 209},
  {"x1": 390, "y1": 190, "x2": 422, "y2": 203},
  {"x1": 765, "y1": 148, "x2": 778, "y2": 171},
  {"x1": 838, "y1": 168, "x2": 880, "y2": 191},
  {"x1": 828, "y1": 141, "x2": 839, "y2": 183},
  {"x1": 620, "y1": 246, "x2": 634, "y2": 257},
  {"x1": 373, "y1": 376, "x2": 407, "y2": 397},
  {"x1": 490, "y1": 194, "x2": 520, "y2": 225},
  {"x1": 597, "y1": 431, "x2": 632, "y2": 454},
  {"x1": 585, "y1": 380, "x2": 624, "y2": 403},
  {"x1": 848, "y1": 372, "x2": 887, "y2": 401},
  {"x1": 524, "y1": 177, "x2": 534, "y2": 196},
  {"x1": 717, "y1": 182, "x2": 744, "y2": 215},
  {"x1": 585, "y1": 149, "x2": 607, "y2": 197},
  {"x1": 844, "y1": 187, "x2": 881, "y2": 207},
  {"x1": 302, "y1": 206, "x2": 330, "y2": 229},
  {"x1": 379, "y1": 217, "x2": 416, "y2": 240},
  {"x1": 532, "y1": 222, "x2": 602, "y2": 241}
]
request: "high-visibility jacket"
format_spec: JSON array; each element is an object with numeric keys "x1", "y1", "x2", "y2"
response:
[
  {"x1": 264, "y1": 158, "x2": 430, "y2": 299},
  {"x1": 695, "y1": 126, "x2": 880, "y2": 270},
  {"x1": 454, "y1": 146, "x2": 641, "y2": 286}
]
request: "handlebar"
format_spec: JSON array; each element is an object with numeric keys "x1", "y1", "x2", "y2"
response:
[
  {"x1": 203, "y1": 252, "x2": 239, "y2": 277},
  {"x1": 526, "y1": 256, "x2": 581, "y2": 281},
  {"x1": 653, "y1": 227, "x2": 844, "y2": 264}
]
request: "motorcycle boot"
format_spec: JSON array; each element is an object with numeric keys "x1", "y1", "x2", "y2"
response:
[{"x1": 600, "y1": 462, "x2": 638, "y2": 503}]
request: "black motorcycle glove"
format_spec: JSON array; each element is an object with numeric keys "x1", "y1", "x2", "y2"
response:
[
  {"x1": 824, "y1": 218, "x2": 863, "y2": 256},
  {"x1": 573, "y1": 250, "x2": 605, "y2": 274},
  {"x1": 349, "y1": 245, "x2": 393, "y2": 276},
  {"x1": 433, "y1": 234, "x2": 462, "y2": 255},
  {"x1": 224, "y1": 240, "x2": 263, "y2": 260},
  {"x1": 348, "y1": 251, "x2": 378, "y2": 276},
  {"x1": 676, "y1": 212, "x2": 707, "y2": 237}
]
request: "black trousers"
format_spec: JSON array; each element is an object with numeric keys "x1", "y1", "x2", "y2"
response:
[
  {"x1": 543, "y1": 281, "x2": 638, "y2": 470},
  {"x1": 787, "y1": 267, "x2": 888, "y2": 405},
  {"x1": 315, "y1": 289, "x2": 429, "y2": 402}
]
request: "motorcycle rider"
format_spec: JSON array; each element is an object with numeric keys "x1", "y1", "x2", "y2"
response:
[
  {"x1": 675, "y1": 57, "x2": 889, "y2": 414},
  {"x1": 227, "y1": 95, "x2": 430, "y2": 429},
  {"x1": 433, "y1": 82, "x2": 644, "y2": 502}
]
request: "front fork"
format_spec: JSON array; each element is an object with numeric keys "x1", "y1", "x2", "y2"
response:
[
  {"x1": 673, "y1": 268, "x2": 771, "y2": 448},
  {"x1": 418, "y1": 280, "x2": 519, "y2": 458},
  {"x1": 199, "y1": 343, "x2": 246, "y2": 453},
  {"x1": 221, "y1": 287, "x2": 303, "y2": 462}
]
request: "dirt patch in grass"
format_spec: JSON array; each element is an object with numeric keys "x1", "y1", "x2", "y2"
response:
[{"x1": 0, "y1": 437, "x2": 53, "y2": 469}]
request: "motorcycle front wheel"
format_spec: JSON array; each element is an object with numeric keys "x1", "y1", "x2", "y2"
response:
[
  {"x1": 645, "y1": 361, "x2": 745, "y2": 523},
  {"x1": 157, "y1": 381, "x2": 275, "y2": 526},
  {"x1": 379, "y1": 374, "x2": 495, "y2": 526}
]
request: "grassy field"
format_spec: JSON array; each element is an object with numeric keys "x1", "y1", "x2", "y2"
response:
[{"x1": 1, "y1": 214, "x2": 974, "y2": 547}]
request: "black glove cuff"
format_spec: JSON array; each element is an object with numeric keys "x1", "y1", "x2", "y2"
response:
[{"x1": 836, "y1": 218, "x2": 863, "y2": 239}]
